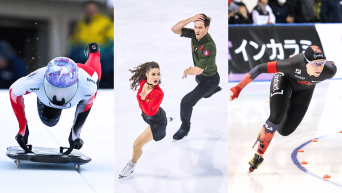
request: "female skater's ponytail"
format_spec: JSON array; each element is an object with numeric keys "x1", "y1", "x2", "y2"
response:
[{"x1": 129, "y1": 61, "x2": 161, "y2": 91}]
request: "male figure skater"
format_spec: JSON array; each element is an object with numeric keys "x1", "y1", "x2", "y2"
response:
[{"x1": 171, "y1": 14, "x2": 222, "y2": 140}]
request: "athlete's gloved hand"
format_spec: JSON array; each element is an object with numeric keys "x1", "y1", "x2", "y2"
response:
[
  {"x1": 84, "y1": 42, "x2": 100, "y2": 58},
  {"x1": 229, "y1": 86, "x2": 242, "y2": 101},
  {"x1": 63, "y1": 130, "x2": 84, "y2": 155},
  {"x1": 15, "y1": 125, "x2": 33, "y2": 153}
]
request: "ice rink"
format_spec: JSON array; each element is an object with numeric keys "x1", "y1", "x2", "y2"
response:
[
  {"x1": 114, "y1": 0, "x2": 228, "y2": 192},
  {"x1": 228, "y1": 80, "x2": 342, "y2": 193},
  {"x1": 0, "y1": 90, "x2": 114, "y2": 193}
]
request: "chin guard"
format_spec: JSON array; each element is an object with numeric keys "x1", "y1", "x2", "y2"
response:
[{"x1": 52, "y1": 95, "x2": 66, "y2": 106}]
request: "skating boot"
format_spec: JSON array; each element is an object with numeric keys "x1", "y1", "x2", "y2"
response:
[
  {"x1": 119, "y1": 160, "x2": 136, "y2": 178},
  {"x1": 173, "y1": 128, "x2": 189, "y2": 141},
  {"x1": 248, "y1": 153, "x2": 264, "y2": 175}
]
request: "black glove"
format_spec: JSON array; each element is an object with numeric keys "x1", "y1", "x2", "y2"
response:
[
  {"x1": 84, "y1": 43, "x2": 100, "y2": 58},
  {"x1": 63, "y1": 130, "x2": 84, "y2": 155},
  {"x1": 15, "y1": 125, "x2": 33, "y2": 153}
]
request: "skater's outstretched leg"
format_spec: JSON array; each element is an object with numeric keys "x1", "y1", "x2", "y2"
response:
[
  {"x1": 119, "y1": 126, "x2": 153, "y2": 178},
  {"x1": 132, "y1": 126, "x2": 153, "y2": 162},
  {"x1": 249, "y1": 73, "x2": 291, "y2": 173}
]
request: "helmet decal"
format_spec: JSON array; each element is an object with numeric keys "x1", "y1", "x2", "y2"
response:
[{"x1": 45, "y1": 57, "x2": 78, "y2": 88}]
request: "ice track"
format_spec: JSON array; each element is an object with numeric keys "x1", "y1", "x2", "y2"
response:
[{"x1": 228, "y1": 80, "x2": 342, "y2": 193}]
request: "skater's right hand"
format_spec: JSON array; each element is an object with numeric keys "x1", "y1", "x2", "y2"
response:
[
  {"x1": 190, "y1": 14, "x2": 205, "y2": 22},
  {"x1": 15, "y1": 125, "x2": 33, "y2": 153},
  {"x1": 139, "y1": 88, "x2": 147, "y2": 100},
  {"x1": 228, "y1": 90, "x2": 235, "y2": 101}
]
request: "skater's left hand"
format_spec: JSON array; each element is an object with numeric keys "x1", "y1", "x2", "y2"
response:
[
  {"x1": 182, "y1": 66, "x2": 191, "y2": 79},
  {"x1": 63, "y1": 130, "x2": 84, "y2": 155}
]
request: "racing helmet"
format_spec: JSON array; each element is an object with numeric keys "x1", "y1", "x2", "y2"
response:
[{"x1": 44, "y1": 57, "x2": 78, "y2": 106}]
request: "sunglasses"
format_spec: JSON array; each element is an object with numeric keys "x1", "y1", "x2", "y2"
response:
[{"x1": 304, "y1": 56, "x2": 326, "y2": 67}]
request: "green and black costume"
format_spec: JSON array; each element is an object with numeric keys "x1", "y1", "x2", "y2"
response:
[{"x1": 173, "y1": 28, "x2": 221, "y2": 140}]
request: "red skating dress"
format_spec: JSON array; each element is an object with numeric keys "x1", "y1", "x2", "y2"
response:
[{"x1": 137, "y1": 79, "x2": 167, "y2": 141}]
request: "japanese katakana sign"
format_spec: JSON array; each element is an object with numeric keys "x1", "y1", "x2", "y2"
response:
[
  {"x1": 229, "y1": 25, "x2": 323, "y2": 74},
  {"x1": 234, "y1": 39, "x2": 312, "y2": 61}
]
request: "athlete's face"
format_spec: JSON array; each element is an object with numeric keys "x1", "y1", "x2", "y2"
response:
[
  {"x1": 146, "y1": 68, "x2": 160, "y2": 86},
  {"x1": 306, "y1": 59, "x2": 325, "y2": 77},
  {"x1": 194, "y1": 20, "x2": 209, "y2": 41}
]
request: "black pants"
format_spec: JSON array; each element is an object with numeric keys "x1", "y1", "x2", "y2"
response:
[
  {"x1": 142, "y1": 107, "x2": 167, "y2": 141},
  {"x1": 269, "y1": 73, "x2": 315, "y2": 136},
  {"x1": 180, "y1": 72, "x2": 220, "y2": 132},
  {"x1": 37, "y1": 98, "x2": 63, "y2": 127}
]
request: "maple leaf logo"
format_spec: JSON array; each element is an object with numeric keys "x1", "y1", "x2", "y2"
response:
[{"x1": 297, "y1": 81, "x2": 311, "y2": 85}]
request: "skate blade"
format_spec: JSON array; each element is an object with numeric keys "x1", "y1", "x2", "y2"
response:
[
  {"x1": 118, "y1": 175, "x2": 132, "y2": 179},
  {"x1": 168, "y1": 117, "x2": 174, "y2": 123},
  {"x1": 172, "y1": 136, "x2": 187, "y2": 142},
  {"x1": 251, "y1": 139, "x2": 258, "y2": 149},
  {"x1": 247, "y1": 167, "x2": 254, "y2": 176}
]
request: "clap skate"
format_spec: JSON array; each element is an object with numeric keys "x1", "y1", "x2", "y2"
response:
[{"x1": 247, "y1": 153, "x2": 264, "y2": 175}]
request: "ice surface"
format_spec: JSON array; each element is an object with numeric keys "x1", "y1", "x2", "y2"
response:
[
  {"x1": 228, "y1": 80, "x2": 342, "y2": 193},
  {"x1": 114, "y1": 0, "x2": 228, "y2": 192}
]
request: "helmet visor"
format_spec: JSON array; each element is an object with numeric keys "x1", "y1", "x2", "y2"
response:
[
  {"x1": 44, "y1": 78, "x2": 78, "y2": 106},
  {"x1": 304, "y1": 55, "x2": 326, "y2": 67}
]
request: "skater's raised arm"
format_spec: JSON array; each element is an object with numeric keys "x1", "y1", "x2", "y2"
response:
[
  {"x1": 65, "y1": 43, "x2": 102, "y2": 152},
  {"x1": 171, "y1": 14, "x2": 205, "y2": 35},
  {"x1": 83, "y1": 44, "x2": 102, "y2": 81}
]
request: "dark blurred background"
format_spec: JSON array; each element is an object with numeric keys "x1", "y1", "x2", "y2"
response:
[{"x1": 0, "y1": 0, "x2": 114, "y2": 88}]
